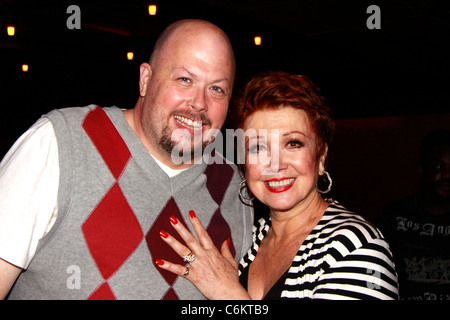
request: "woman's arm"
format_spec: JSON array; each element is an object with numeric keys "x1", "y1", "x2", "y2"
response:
[{"x1": 312, "y1": 239, "x2": 399, "y2": 300}]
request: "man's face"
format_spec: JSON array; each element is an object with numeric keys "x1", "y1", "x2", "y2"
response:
[
  {"x1": 139, "y1": 28, "x2": 234, "y2": 164},
  {"x1": 421, "y1": 145, "x2": 450, "y2": 202}
]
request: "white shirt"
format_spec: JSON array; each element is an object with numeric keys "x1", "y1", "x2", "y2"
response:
[
  {"x1": 0, "y1": 118, "x2": 58, "y2": 268},
  {"x1": 0, "y1": 117, "x2": 186, "y2": 269}
]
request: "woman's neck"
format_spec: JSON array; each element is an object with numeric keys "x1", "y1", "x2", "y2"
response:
[{"x1": 268, "y1": 192, "x2": 329, "y2": 244}]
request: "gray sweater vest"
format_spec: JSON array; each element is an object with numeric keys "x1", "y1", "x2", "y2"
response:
[{"x1": 8, "y1": 105, "x2": 253, "y2": 300}]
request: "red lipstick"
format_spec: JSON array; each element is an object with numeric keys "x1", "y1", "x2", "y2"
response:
[{"x1": 264, "y1": 177, "x2": 295, "y2": 193}]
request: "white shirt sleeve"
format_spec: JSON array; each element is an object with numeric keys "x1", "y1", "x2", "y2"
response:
[{"x1": 0, "y1": 117, "x2": 59, "y2": 269}]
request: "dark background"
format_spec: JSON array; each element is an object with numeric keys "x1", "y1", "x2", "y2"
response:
[{"x1": 1, "y1": 0, "x2": 449, "y2": 221}]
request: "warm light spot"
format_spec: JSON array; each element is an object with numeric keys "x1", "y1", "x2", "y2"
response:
[
  {"x1": 254, "y1": 36, "x2": 261, "y2": 46},
  {"x1": 148, "y1": 4, "x2": 157, "y2": 15},
  {"x1": 7, "y1": 26, "x2": 15, "y2": 36},
  {"x1": 22, "y1": 64, "x2": 29, "y2": 72}
]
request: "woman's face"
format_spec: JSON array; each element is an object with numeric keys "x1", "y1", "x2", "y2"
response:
[{"x1": 243, "y1": 107, "x2": 326, "y2": 212}]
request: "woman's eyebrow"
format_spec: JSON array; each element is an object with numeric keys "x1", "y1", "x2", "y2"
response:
[{"x1": 282, "y1": 130, "x2": 308, "y2": 138}]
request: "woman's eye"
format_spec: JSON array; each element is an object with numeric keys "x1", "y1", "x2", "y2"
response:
[
  {"x1": 248, "y1": 144, "x2": 265, "y2": 153},
  {"x1": 286, "y1": 140, "x2": 304, "y2": 149}
]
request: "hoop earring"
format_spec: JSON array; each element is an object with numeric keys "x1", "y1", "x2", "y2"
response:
[
  {"x1": 317, "y1": 170, "x2": 332, "y2": 194},
  {"x1": 239, "y1": 179, "x2": 254, "y2": 204}
]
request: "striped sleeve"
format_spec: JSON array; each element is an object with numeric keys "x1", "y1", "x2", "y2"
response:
[{"x1": 312, "y1": 239, "x2": 399, "y2": 299}]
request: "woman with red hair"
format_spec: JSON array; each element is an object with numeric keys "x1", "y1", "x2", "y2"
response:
[{"x1": 156, "y1": 71, "x2": 399, "y2": 300}]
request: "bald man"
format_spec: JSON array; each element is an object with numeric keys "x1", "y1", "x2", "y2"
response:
[{"x1": 0, "y1": 19, "x2": 253, "y2": 300}]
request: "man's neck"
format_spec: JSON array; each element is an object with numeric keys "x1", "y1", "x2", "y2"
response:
[{"x1": 418, "y1": 191, "x2": 450, "y2": 216}]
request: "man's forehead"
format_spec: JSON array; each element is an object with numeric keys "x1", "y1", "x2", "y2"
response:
[{"x1": 152, "y1": 20, "x2": 235, "y2": 82}]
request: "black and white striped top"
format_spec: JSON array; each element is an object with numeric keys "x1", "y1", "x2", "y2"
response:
[{"x1": 239, "y1": 200, "x2": 399, "y2": 300}]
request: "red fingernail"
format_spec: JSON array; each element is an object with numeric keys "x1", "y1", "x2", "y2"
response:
[
  {"x1": 155, "y1": 259, "x2": 164, "y2": 266},
  {"x1": 227, "y1": 237, "x2": 230, "y2": 247},
  {"x1": 189, "y1": 210, "x2": 196, "y2": 219},
  {"x1": 170, "y1": 215, "x2": 178, "y2": 224},
  {"x1": 160, "y1": 230, "x2": 169, "y2": 238}
]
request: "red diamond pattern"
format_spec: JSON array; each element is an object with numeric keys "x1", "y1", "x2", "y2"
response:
[
  {"x1": 87, "y1": 282, "x2": 116, "y2": 300},
  {"x1": 82, "y1": 106, "x2": 131, "y2": 180},
  {"x1": 146, "y1": 198, "x2": 187, "y2": 294},
  {"x1": 82, "y1": 182, "x2": 143, "y2": 280},
  {"x1": 204, "y1": 158, "x2": 234, "y2": 205},
  {"x1": 162, "y1": 287, "x2": 179, "y2": 300},
  {"x1": 81, "y1": 106, "x2": 143, "y2": 300},
  {"x1": 206, "y1": 208, "x2": 236, "y2": 257},
  {"x1": 205, "y1": 162, "x2": 236, "y2": 257}
]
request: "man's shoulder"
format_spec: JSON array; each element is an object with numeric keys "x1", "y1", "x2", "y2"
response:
[
  {"x1": 379, "y1": 195, "x2": 419, "y2": 219},
  {"x1": 43, "y1": 104, "x2": 97, "y2": 123}
]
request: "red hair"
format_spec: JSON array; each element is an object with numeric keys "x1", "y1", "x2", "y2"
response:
[{"x1": 230, "y1": 70, "x2": 334, "y2": 157}]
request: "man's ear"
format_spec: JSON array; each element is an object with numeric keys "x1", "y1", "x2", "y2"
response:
[{"x1": 139, "y1": 63, "x2": 152, "y2": 97}]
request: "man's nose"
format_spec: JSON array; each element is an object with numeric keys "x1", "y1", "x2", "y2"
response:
[
  {"x1": 190, "y1": 88, "x2": 208, "y2": 112},
  {"x1": 441, "y1": 165, "x2": 450, "y2": 179}
]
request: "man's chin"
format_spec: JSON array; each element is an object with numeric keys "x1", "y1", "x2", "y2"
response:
[
  {"x1": 169, "y1": 141, "x2": 206, "y2": 164},
  {"x1": 436, "y1": 191, "x2": 450, "y2": 201}
]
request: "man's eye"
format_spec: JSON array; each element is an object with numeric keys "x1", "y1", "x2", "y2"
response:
[
  {"x1": 179, "y1": 77, "x2": 191, "y2": 83},
  {"x1": 211, "y1": 86, "x2": 224, "y2": 93}
]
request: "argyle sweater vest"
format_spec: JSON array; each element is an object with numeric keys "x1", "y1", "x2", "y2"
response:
[{"x1": 8, "y1": 105, "x2": 253, "y2": 300}]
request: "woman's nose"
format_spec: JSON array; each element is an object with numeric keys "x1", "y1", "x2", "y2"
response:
[{"x1": 262, "y1": 149, "x2": 288, "y2": 175}]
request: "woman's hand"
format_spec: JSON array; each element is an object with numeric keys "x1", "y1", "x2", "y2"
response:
[{"x1": 155, "y1": 210, "x2": 251, "y2": 300}]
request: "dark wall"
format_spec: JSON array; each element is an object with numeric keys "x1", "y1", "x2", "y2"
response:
[{"x1": 327, "y1": 113, "x2": 450, "y2": 222}]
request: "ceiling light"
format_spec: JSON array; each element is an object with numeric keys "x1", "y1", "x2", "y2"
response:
[
  {"x1": 22, "y1": 64, "x2": 29, "y2": 72},
  {"x1": 148, "y1": 4, "x2": 157, "y2": 15},
  {"x1": 254, "y1": 36, "x2": 261, "y2": 46},
  {"x1": 127, "y1": 52, "x2": 134, "y2": 60},
  {"x1": 7, "y1": 25, "x2": 15, "y2": 36}
]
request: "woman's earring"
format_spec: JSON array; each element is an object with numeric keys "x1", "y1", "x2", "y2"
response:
[
  {"x1": 317, "y1": 170, "x2": 332, "y2": 194},
  {"x1": 239, "y1": 179, "x2": 254, "y2": 204}
]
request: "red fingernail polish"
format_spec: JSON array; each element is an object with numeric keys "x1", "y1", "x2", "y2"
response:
[
  {"x1": 227, "y1": 237, "x2": 230, "y2": 247},
  {"x1": 155, "y1": 259, "x2": 164, "y2": 266},
  {"x1": 189, "y1": 210, "x2": 196, "y2": 219},
  {"x1": 170, "y1": 215, "x2": 178, "y2": 224},
  {"x1": 160, "y1": 230, "x2": 169, "y2": 238}
]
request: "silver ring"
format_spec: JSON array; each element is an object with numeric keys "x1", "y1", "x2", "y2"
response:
[{"x1": 183, "y1": 252, "x2": 195, "y2": 263}]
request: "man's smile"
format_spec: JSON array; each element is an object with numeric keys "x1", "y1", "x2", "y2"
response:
[{"x1": 174, "y1": 114, "x2": 203, "y2": 132}]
